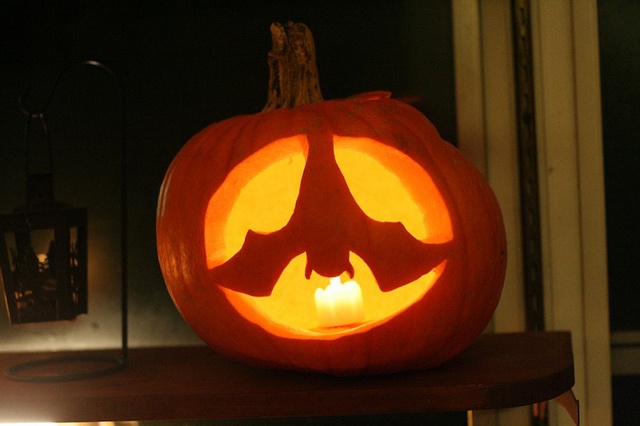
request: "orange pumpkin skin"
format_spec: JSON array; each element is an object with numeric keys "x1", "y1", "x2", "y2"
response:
[{"x1": 156, "y1": 92, "x2": 506, "y2": 375}]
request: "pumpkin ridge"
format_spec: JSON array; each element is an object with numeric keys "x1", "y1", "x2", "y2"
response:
[
  {"x1": 226, "y1": 112, "x2": 276, "y2": 175},
  {"x1": 331, "y1": 99, "x2": 383, "y2": 137},
  {"x1": 376, "y1": 100, "x2": 473, "y2": 328},
  {"x1": 386, "y1": 101, "x2": 506, "y2": 356},
  {"x1": 191, "y1": 115, "x2": 253, "y2": 186}
]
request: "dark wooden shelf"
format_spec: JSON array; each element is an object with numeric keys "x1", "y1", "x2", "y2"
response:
[{"x1": 0, "y1": 331, "x2": 574, "y2": 423}]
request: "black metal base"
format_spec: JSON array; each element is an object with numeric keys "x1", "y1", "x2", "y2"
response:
[{"x1": 4, "y1": 353, "x2": 126, "y2": 382}]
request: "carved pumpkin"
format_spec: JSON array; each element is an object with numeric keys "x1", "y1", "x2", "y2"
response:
[{"x1": 156, "y1": 23, "x2": 506, "y2": 375}]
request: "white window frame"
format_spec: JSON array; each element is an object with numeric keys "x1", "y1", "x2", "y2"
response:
[{"x1": 452, "y1": 1, "x2": 612, "y2": 425}]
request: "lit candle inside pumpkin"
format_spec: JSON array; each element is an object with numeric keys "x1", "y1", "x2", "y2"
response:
[{"x1": 314, "y1": 276, "x2": 364, "y2": 328}]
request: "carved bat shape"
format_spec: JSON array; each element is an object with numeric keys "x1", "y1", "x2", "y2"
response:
[{"x1": 210, "y1": 130, "x2": 452, "y2": 296}]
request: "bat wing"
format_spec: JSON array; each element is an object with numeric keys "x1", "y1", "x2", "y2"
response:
[
  {"x1": 209, "y1": 228, "x2": 303, "y2": 296},
  {"x1": 353, "y1": 219, "x2": 452, "y2": 292}
]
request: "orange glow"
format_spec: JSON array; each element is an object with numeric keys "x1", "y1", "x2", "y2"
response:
[
  {"x1": 205, "y1": 136, "x2": 452, "y2": 337},
  {"x1": 204, "y1": 135, "x2": 307, "y2": 268},
  {"x1": 222, "y1": 255, "x2": 447, "y2": 339}
]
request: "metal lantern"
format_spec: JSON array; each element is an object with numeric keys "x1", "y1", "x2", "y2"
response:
[{"x1": 0, "y1": 173, "x2": 88, "y2": 324}]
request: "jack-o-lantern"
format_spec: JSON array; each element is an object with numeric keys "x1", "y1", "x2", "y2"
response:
[{"x1": 156, "y1": 22, "x2": 506, "y2": 375}]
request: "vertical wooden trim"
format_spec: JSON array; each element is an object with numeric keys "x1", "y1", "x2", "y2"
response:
[
  {"x1": 454, "y1": 1, "x2": 527, "y2": 423},
  {"x1": 571, "y1": 0, "x2": 613, "y2": 424},
  {"x1": 478, "y1": 0, "x2": 526, "y2": 337},
  {"x1": 452, "y1": 0, "x2": 486, "y2": 173},
  {"x1": 531, "y1": 3, "x2": 585, "y2": 425},
  {"x1": 531, "y1": 0, "x2": 612, "y2": 424},
  {"x1": 452, "y1": 7, "x2": 495, "y2": 426},
  {"x1": 453, "y1": 1, "x2": 526, "y2": 337},
  {"x1": 480, "y1": 2, "x2": 530, "y2": 424}
]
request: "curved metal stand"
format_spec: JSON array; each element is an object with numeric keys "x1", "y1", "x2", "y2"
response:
[{"x1": 4, "y1": 60, "x2": 128, "y2": 382}]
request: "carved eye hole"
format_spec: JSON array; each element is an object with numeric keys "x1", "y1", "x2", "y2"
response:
[{"x1": 332, "y1": 136, "x2": 452, "y2": 243}]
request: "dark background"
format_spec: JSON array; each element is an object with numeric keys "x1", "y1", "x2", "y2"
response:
[
  {"x1": 599, "y1": 0, "x2": 640, "y2": 332},
  {"x1": 599, "y1": 1, "x2": 640, "y2": 424}
]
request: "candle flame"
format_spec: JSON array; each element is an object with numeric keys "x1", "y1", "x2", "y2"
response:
[{"x1": 315, "y1": 276, "x2": 364, "y2": 328}]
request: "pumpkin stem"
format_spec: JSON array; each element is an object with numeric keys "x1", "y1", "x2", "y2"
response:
[{"x1": 263, "y1": 22, "x2": 324, "y2": 111}]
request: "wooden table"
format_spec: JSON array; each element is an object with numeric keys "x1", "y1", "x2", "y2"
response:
[{"x1": 0, "y1": 332, "x2": 575, "y2": 423}]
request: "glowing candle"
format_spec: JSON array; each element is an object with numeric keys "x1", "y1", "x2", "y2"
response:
[{"x1": 314, "y1": 276, "x2": 364, "y2": 328}]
